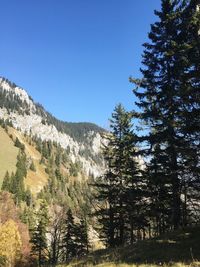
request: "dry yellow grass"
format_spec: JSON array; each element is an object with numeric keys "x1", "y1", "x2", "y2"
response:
[
  {"x1": 0, "y1": 127, "x2": 18, "y2": 187},
  {"x1": 9, "y1": 128, "x2": 49, "y2": 194},
  {"x1": 26, "y1": 163, "x2": 48, "y2": 194}
]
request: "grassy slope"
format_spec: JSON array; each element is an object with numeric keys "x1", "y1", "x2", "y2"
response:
[
  {"x1": 0, "y1": 126, "x2": 49, "y2": 193},
  {"x1": 59, "y1": 226, "x2": 200, "y2": 267},
  {"x1": 0, "y1": 126, "x2": 18, "y2": 187},
  {"x1": 0, "y1": 125, "x2": 90, "y2": 194},
  {"x1": 11, "y1": 128, "x2": 49, "y2": 194}
]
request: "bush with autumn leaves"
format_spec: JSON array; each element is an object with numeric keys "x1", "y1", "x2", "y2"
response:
[{"x1": 0, "y1": 192, "x2": 30, "y2": 267}]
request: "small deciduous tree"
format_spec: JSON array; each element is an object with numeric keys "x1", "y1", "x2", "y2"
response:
[{"x1": 0, "y1": 219, "x2": 22, "y2": 267}]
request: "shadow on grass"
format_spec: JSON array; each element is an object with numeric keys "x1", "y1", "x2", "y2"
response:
[{"x1": 67, "y1": 226, "x2": 200, "y2": 267}]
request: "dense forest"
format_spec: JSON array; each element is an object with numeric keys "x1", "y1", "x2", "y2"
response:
[{"x1": 0, "y1": 0, "x2": 199, "y2": 266}]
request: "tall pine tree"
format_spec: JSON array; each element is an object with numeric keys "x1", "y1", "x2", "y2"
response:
[
  {"x1": 94, "y1": 104, "x2": 145, "y2": 246},
  {"x1": 131, "y1": 0, "x2": 189, "y2": 230}
]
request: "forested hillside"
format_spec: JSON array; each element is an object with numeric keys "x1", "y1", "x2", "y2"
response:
[
  {"x1": 0, "y1": 120, "x2": 99, "y2": 266},
  {"x1": 0, "y1": 77, "x2": 105, "y2": 178}
]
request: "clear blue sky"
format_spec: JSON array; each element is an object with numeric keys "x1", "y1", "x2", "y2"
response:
[{"x1": 0, "y1": 0, "x2": 161, "y2": 128}]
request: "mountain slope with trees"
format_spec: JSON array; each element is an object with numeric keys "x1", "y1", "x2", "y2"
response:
[
  {"x1": 0, "y1": 121, "x2": 99, "y2": 266},
  {"x1": 0, "y1": 0, "x2": 199, "y2": 266},
  {"x1": 0, "y1": 77, "x2": 105, "y2": 178},
  {"x1": 0, "y1": 126, "x2": 19, "y2": 187}
]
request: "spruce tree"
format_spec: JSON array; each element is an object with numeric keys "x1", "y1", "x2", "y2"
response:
[
  {"x1": 1, "y1": 171, "x2": 10, "y2": 191},
  {"x1": 13, "y1": 152, "x2": 27, "y2": 204},
  {"x1": 147, "y1": 144, "x2": 173, "y2": 235},
  {"x1": 63, "y1": 209, "x2": 79, "y2": 261},
  {"x1": 124, "y1": 121, "x2": 148, "y2": 243},
  {"x1": 177, "y1": 0, "x2": 200, "y2": 224},
  {"x1": 30, "y1": 201, "x2": 49, "y2": 267},
  {"x1": 3, "y1": 152, "x2": 27, "y2": 205},
  {"x1": 94, "y1": 104, "x2": 145, "y2": 246},
  {"x1": 131, "y1": 0, "x2": 188, "y2": 230},
  {"x1": 77, "y1": 217, "x2": 89, "y2": 256}
]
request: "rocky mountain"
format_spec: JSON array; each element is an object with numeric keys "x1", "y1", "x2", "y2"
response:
[{"x1": 0, "y1": 77, "x2": 105, "y2": 178}]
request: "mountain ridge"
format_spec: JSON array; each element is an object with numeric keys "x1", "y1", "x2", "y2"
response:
[
  {"x1": 0, "y1": 76, "x2": 105, "y2": 135},
  {"x1": 0, "y1": 76, "x2": 105, "y2": 178}
]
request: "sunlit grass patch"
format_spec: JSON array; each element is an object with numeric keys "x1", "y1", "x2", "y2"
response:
[
  {"x1": 0, "y1": 127, "x2": 18, "y2": 187},
  {"x1": 156, "y1": 239, "x2": 177, "y2": 244}
]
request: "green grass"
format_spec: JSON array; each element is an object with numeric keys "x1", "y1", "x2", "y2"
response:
[
  {"x1": 58, "y1": 226, "x2": 200, "y2": 267},
  {"x1": 0, "y1": 127, "x2": 18, "y2": 187}
]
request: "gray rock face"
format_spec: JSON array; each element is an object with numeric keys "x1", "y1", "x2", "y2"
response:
[{"x1": 0, "y1": 78, "x2": 104, "y2": 178}]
